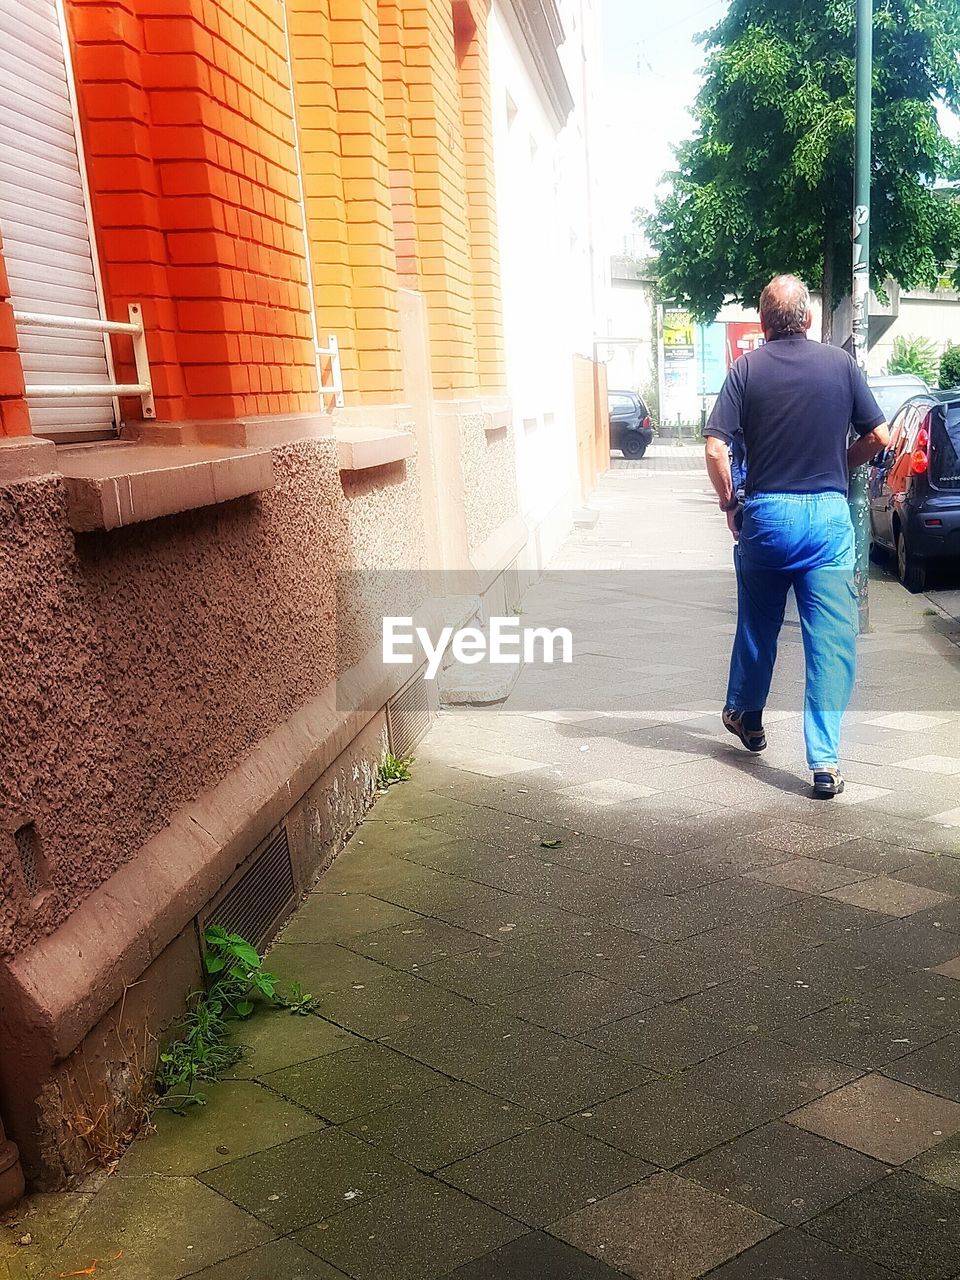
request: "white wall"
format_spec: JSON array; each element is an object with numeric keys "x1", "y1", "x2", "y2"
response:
[
  {"x1": 488, "y1": 0, "x2": 606, "y2": 568},
  {"x1": 869, "y1": 293, "x2": 960, "y2": 378}
]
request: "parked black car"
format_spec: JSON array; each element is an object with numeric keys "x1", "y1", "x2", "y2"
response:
[
  {"x1": 868, "y1": 391, "x2": 960, "y2": 592},
  {"x1": 609, "y1": 390, "x2": 654, "y2": 458}
]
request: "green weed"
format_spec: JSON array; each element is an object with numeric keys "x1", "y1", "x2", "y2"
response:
[
  {"x1": 378, "y1": 752, "x2": 414, "y2": 787},
  {"x1": 155, "y1": 926, "x2": 318, "y2": 1112}
]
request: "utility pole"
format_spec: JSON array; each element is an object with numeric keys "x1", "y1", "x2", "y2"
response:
[{"x1": 850, "y1": 0, "x2": 873, "y2": 632}]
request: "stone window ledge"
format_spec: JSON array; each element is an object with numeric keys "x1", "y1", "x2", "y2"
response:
[
  {"x1": 334, "y1": 424, "x2": 415, "y2": 472},
  {"x1": 56, "y1": 440, "x2": 275, "y2": 532}
]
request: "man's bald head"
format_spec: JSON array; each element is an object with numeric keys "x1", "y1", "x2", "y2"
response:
[{"x1": 759, "y1": 275, "x2": 812, "y2": 339}]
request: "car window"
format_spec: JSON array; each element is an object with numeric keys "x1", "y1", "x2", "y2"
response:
[
  {"x1": 886, "y1": 409, "x2": 909, "y2": 458},
  {"x1": 870, "y1": 381, "x2": 927, "y2": 422},
  {"x1": 931, "y1": 406, "x2": 960, "y2": 489},
  {"x1": 609, "y1": 394, "x2": 635, "y2": 412}
]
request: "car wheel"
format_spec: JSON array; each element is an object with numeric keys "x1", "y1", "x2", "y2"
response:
[
  {"x1": 621, "y1": 435, "x2": 646, "y2": 459},
  {"x1": 896, "y1": 528, "x2": 926, "y2": 593}
]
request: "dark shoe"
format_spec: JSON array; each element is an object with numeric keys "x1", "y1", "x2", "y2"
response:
[
  {"x1": 722, "y1": 706, "x2": 766, "y2": 753},
  {"x1": 812, "y1": 768, "x2": 845, "y2": 799}
]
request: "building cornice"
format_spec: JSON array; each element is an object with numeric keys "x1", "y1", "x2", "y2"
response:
[{"x1": 508, "y1": 0, "x2": 574, "y2": 125}]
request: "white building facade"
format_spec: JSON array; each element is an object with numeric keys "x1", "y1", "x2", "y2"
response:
[{"x1": 488, "y1": 0, "x2": 607, "y2": 568}]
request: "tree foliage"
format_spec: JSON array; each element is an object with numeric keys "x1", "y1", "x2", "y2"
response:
[
  {"x1": 646, "y1": 0, "x2": 960, "y2": 322},
  {"x1": 940, "y1": 342, "x2": 960, "y2": 388},
  {"x1": 885, "y1": 334, "x2": 938, "y2": 382}
]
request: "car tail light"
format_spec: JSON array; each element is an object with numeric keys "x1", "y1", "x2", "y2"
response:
[
  {"x1": 642, "y1": 416, "x2": 651, "y2": 429},
  {"x1": 910, "y1": 421, "x2": 931, "y2": 476}
]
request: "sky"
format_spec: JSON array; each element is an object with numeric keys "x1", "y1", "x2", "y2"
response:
[
  {"x1": 597, "y1": 0, "x2": 960, "y2": 261},
  {"x1": 598, "y1": 0, "x2": 727, "y2": 258}
]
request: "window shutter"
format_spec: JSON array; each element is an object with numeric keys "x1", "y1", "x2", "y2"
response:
[{"x1": 0, "y1": 0, "x2": 114, "y2": 438}]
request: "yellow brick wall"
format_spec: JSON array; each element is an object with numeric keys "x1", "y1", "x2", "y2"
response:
[
  {"x1": 456, "y1": 0, "x2": 506, "y2": 391},
  {"x1": 287, "y1": 0, "x2": 505, "y2": 402},
  {"x1": 286, "y1": 0, "x2": 402, "y2": 402},
  {"x1": 380, "y1": 0, "x2": 479, "y2": 393},
  {"x1": 330, "y1": 0, "x2": 403, "y2": 398}
]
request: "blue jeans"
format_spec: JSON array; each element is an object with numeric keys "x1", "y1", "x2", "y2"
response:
[{"x1": 727, "y1": 491, "x2": 857, "y2": 769}]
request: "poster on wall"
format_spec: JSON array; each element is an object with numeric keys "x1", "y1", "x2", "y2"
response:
[
  {"x1": 659, "y1": 306, "x2": 699, "y2": 423},
  {"x1": 697, "y1": 322, "x2": 727, "y2": 396},
  {"x1": 726, "y1": 321, "x2": 765, "y2": 366}
]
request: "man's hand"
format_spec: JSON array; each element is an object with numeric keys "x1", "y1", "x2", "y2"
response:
[
  {"x1": 726, "y1": 508, "x2": 740, "y2": 541},
  {"x1": 848, "y1": 422, "x2": 890, "y2": 471}
]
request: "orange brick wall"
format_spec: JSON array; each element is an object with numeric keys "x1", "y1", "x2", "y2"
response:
[
  {"x1": 0, "y1": 238, "x2": 31, "y2": 439},
  {"x1": 63, "y1": 0, "x2": 506, "y2": 414},
  {"x1": 381, "y1": 0, "x2": 479, "y2": 394},
  {"x1": 455, "y1": 0, "x2": 505, "y2": 391},
  {"x1": 66, "y1": 0, "x2": 318, "y2": 422}
]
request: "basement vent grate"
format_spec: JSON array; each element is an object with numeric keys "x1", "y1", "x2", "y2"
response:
[
  {"x1": 387, "y1": 671, "x2": 430, "y2": 760},
  {"x1": 205, "y1": 825, "x2": 295, "y2": 952},
  {"x1": 14, "y1": 823, "x2": 42, "y2": 896}
]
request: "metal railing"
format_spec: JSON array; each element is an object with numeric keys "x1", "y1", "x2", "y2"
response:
[
  {"x1": 13, "y1": 303, "x2": 155, "y2": 419},
  {"x1": 318, "y1": 334, "x2": 344, "y2": 410}
]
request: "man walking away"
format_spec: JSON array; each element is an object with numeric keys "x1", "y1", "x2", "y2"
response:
[{"x1": 704, "y1": 275, "x2": 890, "y2": 798}]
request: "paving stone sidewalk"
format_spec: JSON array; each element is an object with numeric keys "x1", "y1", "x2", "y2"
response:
[{"x1": 7, "y1": 445, "x2": 960, "y2": 1280}]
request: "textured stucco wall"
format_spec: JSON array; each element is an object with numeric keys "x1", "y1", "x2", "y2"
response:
[
  {"x1": 459, "y1": 412, "x2": 518, "y2": 552},
  {"x1": 0, "y1": 439, "x2": 427, "y2": 957}
]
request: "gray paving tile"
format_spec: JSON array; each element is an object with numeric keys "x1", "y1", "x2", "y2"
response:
[
  {"x1": 813, "y1": 837, "x2": 926, "y2": 874},
  {"x1": 676, "y1": 970, "x2": 842, "y2": 1033},
  {"x1": 343, "y1": 918, "x2": 487, "y2": 970},
  {"x1": 183, "y1": 1239, "x2": 347, "y2": 1279},
  {"x1": 702, "y1": 1227, "x2": 900, "y2": 1278},
  {"x1": 199, "y1": 1128, "x2": 412, "y2": 1233},
  {"x1": 765, "y1": 941, "x2": 905, "y2": 1000},
  {"x1": 844, "y1": 915, "x2": 960, "y2": 970},
  {"x1": 266, "y1": 942, "x2": 396, "y2": 994},
  {"x1": 279, "y1": 893, "x2": 425, "y2": 942},
  {"x1": 787, "y1": 1073, "x2": 960, "y2": 1164},
  {"x1": 383, "y1": 1005, "x2": 652, "y2": 1116},
  {"x1": 344, "y1": 1082, "x2": 537, "y2": 1171},
  {"x1": 680, "y1": 1038, "x2": 863, "y2": 1112},
  {"x1": 805, "y1": 1171, "x2": 960, "y2": 1278},
  {"x1": 312, "y1": 968, "x2": 476, "y2": 1039},
  {"x1": 779, "y1": 1000, "x2": 946, "y2": 1071},
  {"x1": 883, "y1": 1035, "x2": 960, "y2": 1103},
  {"x1": 584, "y1": 1005, "x2": 752, "y2": 1071},
  {"x1": 46, "y1": 1177, "x2": 274, "y2": 1280},
  {"x1": 444, "y1": 1231, "x2": 634, "y2": 1279},
  {"x1": 566, "y1": 1078, "x2": 777, "y2": 1168},
  {"x1": 494, "y1": 971, "x2": 655, "y2": 1035},
  {"x1": 824, "y1": 876, "x2": 953, "y2": 918},
  {"x1": 551, "y1": 1172, "x2": 777, "y2": 1280},
  {"x1": 263, "y1": 1042, "x2": 446, "y2": 1122},
  {"x1": 437, "y1": 1122, "x2": 653, "y2": 1227},
  {"x1": 294, "y1": 1174, "x2": 525, "y2": 1279},
  {"x1": 120, "y1": 1081, "x2": 323, "y2": 1177},
  {"x1": 682, "y1": 1120, "x2": 888, "y2": 1225},
  {"x1": 417, "y1": 944, "x2": 569, "y2": 1001},
  {"x1": 892, "y1": 854, "x2": 960, "y2": 896},
  {"x1": 907, "y1": 1131, "x2": 960, "y2": 1191},
  {"x1": 746, "y1": 856, "x2": 874, "y2": 894}
]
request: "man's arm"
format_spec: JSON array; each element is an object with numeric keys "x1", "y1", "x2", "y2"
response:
[
  {"x1": 706, "y1": 434, "x2": 735, "y2": 508},
  {"x1": 705, "y1": 435, "x2": 741, "y2": 539},
  {"x1": 848, "y1": 422, "x2": 890, "y2": 470},
  {"x1": 704, "y1": 363, "x2": 745, "y2": 537}
]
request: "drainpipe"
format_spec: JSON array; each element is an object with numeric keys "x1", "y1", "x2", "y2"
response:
[{"x1": 0, "y1": 1113, "x2": 25, "y2": 1210}]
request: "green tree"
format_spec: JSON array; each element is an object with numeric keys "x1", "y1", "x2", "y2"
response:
[
  {"x1": 647, "y1": 0, "x2": 960, "y2": 339},
  {"x1": 940, "y1": 341, "x2": 960, "y2": 388},
  {"x1": 885, "y1": 334, "x2": 938, "y2": 382}
]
